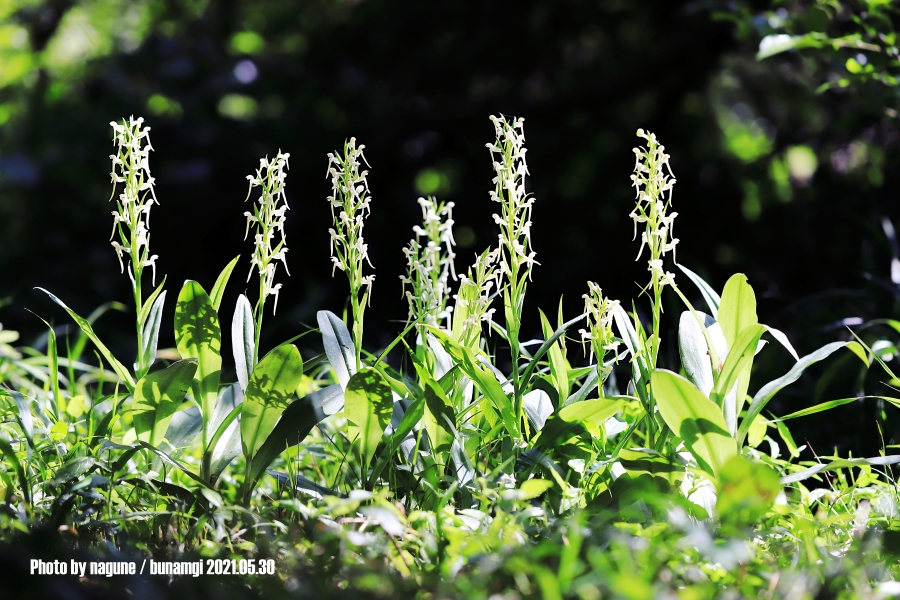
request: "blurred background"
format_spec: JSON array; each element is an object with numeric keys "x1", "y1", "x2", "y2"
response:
[{"x1": 0, "y1": 0, "x2": 898, "y2": 453}]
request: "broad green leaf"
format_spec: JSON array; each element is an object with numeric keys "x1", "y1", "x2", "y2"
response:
[
  {"x1": 164, "y1": 405, "x2": 202, "y2": 452},
  {"x1": 232, "y1": 294, "x2": 255, "y2": 392},
  {"x1": 716, "y1": 275, "x2": 760, "y2": 433},
  {"x1": 424, "y1": 377, "x2": 456, "y2": 458},
  {"x1": 428, "y1": 328, "x2": 519, "y2": 438},
  {"x1": 37, "y1": 288, "x2": 135, "y2": 392},
  {"x1": 747, "y1": 413, "x2": 768, "y2": 448},
  {"x1": 210, "y1": 255, "x2": 240, "y2": 312},
  {"x1": 716, "y1": 455, "x2": 781, "y2": 527},
  {"x1": 208, "y1": 383, "x2": 243, "y2": 480},
  {"x1": 175, "y1": 280, "x2": 222, "y2": 438},
  {"x1": 651, "y1": 369, "x2": 736, "y2": 477},
  {"x1": 717, "y1": 274, "x2": 758, "y2": 350},
  {"x1": 345, "y1": 367, "x2": 394, "y2": 469},
  {"x1": 414, "y1": 363, "x2": 455, "y2": 457},
  {"x1": 677, "y1": 264, "x2": 721, "y2": 318},
  {"x1": 523, "y1": 389, "x2": 554, "y2": 431},
  {"x1": 534, "y1": 397, "x2": 625, "y2": 447},
  {"x1": 317, "y1": 310, "x2": 356, "y2": 388},
  {"x1": 132, "y1": 359, "x2": 198, "y2": 446},
  {"x1": 137, "y1": 276, "x2": 167, "y2": 332},
  {"x1": 519, "y1": 478, "x2": 554, "y2": 500},
  {"x1": 248, "y1": 385, "x2": 339, "y2": 485},
  {"x1": 678, "y1": 310, "x2": 726, "y2": 397},
  {"x1": 619, "y1": 448, "x2": 685, "y2": 490},
  {"x1": 737, "y1": 341, "x2": 854, "y2": 445},
  {"x1": 138, "y1": 290, "x2": 167, "y2": 378},
  {"x1": 240, "y1": 344, "x2": 304, "y2": 461},
  {"x1": 712, "y1": 324, "x2": 766, "y2": 401},
  {"x1": 539, "y1": 310, "x2": 570, "y2": 405}
]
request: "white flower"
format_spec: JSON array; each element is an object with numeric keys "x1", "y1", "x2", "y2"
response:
[
  {"x1": 245, "y1": 150, "x2": 292, "y2": 313},
  {"x1": 108, "y1": 116, "x2": 159, "y2": 287}
]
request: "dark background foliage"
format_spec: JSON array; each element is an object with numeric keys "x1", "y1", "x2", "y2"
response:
[{"x1": 1, "y1": 0, "x2": 898, "y2": 453}]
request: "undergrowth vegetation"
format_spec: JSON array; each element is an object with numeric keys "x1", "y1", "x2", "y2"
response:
[{"x1": 3, "y1": 114, "x2": 900, "y2": 599}]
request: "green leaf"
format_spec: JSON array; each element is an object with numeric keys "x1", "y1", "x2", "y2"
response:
[
  {"x1": 137, "y1": 276, "x2": 167, "y2": 332},
  {"x1": 747, "y1": 413, "x2": 768, "y2": 448},
  {"x1": 420, "y1": 369, "x2": 456, "y2": 457},
  {"x1": 10, "y1": 391, "x2": 33, "y2": 454},
  {"x1": 619, "y1": 448, "x2": 685, "y2": 490},
  {"x1": 37, "y1": 288, "x2": 135, "y2": 392},
  {"x1": 248, "y1": 384, "x2": 339, "y2": 486},
  {"x1": 427, "y1": 328, "x2": 519, "y2": 439},
  {"x1": 678, "y1": 310, "x2": 724, "y2": 397},
  {"x1": 137, "y1": 441, "x2": 209, "y2": 488},
  {"x1": 210, "y1": 255, "x2": 240, "y2": 312},
  {"x1": 132, "y1": 359, "x2": 198, "y2": 446},
  {"x1": 677, "y1": 264, "x2": 721, "y2": 318},
  {"x1": 523, "y1": 389, "x2": 554, "y2": 431},
  {"x1": 716, "y1": 455, "x2": 781, "y2": 527},
  {"x1": 772, "y1": 398, "x2": 858, "y2": 422},
  {"x1": 208, "y1": 383, "x2": 243, "y2": 480},
  {"x1": 774, "y1": 419, "x2": 800, "y2": 458},
  {"x1": 521, "y1": 311, "x2": 583, "y2": 396},
  {"x1": 737, "y1": 341, "x2": 853, "y2": 445},
  {"x1": 240, "y1": 344, "x2": 304, "y2": 461},
  {"x1": 31, "y1": 314, "x2": 61, "y2": 419},
  {"x1": 519, "y1": 478, "x2": 554, "y2": 500},
  {"x1": 651, "y1": 369, "x2": 736, "y2": 477},
  {"x1": 561, "y1": 367, "x2": 599, "y2": 407},
  {"x1": 844, "y1": 340, "x2": 870, "y2": 366},
  {"x1": 717, "y1": 274, "x2": 758, "y2": 350},
  {"x1": 712, "y1": 323, "x2": 766, "y2": 401},
  {"x1": 781, "y1": 455, "x2": 900, "y2": 485},
  {"x1": 232, "y1": 294, "x2": 255, "y2": 392},
  {"x1": 0, "y1": 437, "x2": 29, "y2": 505},
  {"x1": 534, "y1": 397, "x2": 625, "y2": 447},
  {"x1": 164, "y1": 405, "x2": 202, "y2": 452},
  {"x1": 612, "y1": 304, "x2": 650, "y2": 387},
  {"x1": 539, "y1": 310, "x2": 570, "y2": 405},
  {"x1": 138, "y1": 289, "x2": 166, "y2": 378},
  {"x1": 345, "y1": 367, "x2": 394, "y2": 469},
  {"x1": 175, "y1": 280, "x2": 222, "y2": 438},
  {"x1": 317, "y1": 310, "x2": 356, "y2": 388},
  {"x1": 385, "y1": 396, "x2": 424, "y2": 450}
]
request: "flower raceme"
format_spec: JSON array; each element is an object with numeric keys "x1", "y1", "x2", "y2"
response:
[
  {"x1": 327, "y1": 138, "x2": 375, "y2": 368},
  {"x1": 244, "y1": 151, "x2": 291, "y2": 315},
  {"x1": 400, "y1": 196, "x2": 457, "y2": 327},
  {"x1": 327, "y1": 138, "x2": 374, "y2": 304},
  {"x1": 486, "y1": 115, "x2": 539, "y2": 288},
  {"x1": 630, "y1": 129, "x2": 678, "y2": 286},
  {"x1": 451, "y1": 248, "x2": 501, "y2": 348},
  {"x1": 109, "y1": 116, "x2": 159, "y2": 286},
  {"x1": 579, "y1": 281, "x2": 621, "y2": 367}
]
